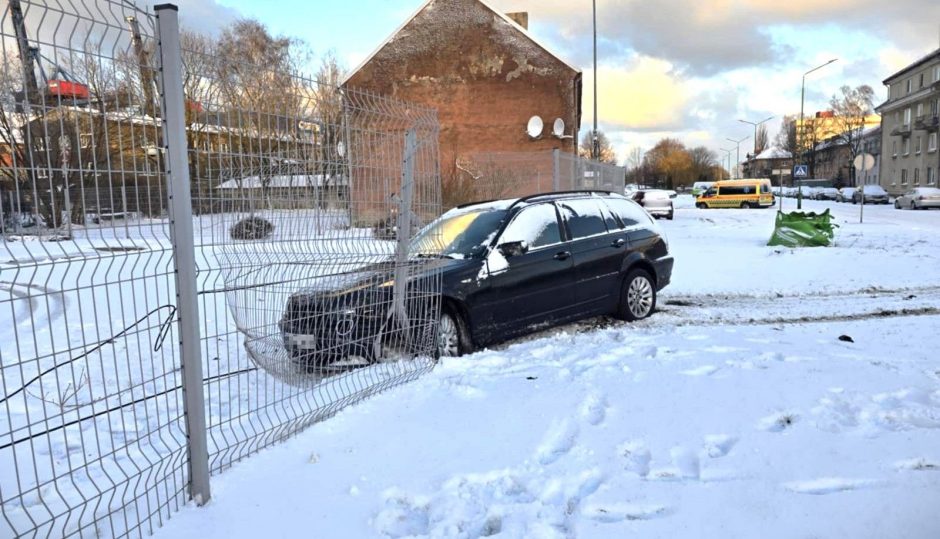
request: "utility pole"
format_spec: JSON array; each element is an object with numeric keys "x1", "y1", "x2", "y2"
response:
[
  {"x1": 592, "y1": 0, "x2": 599, "y2": 160},
  {"x1": 797, "y1": 59, "x2": 837, "y2": 209}
]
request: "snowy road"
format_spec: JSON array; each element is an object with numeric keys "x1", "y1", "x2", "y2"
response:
[{"x1": 154, "y1": 198, "x2": 940, "y2": 539}]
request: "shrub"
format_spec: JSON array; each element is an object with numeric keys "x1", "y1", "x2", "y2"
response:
[{"x1": 230, "y1": 216, "x2": 274, "y2": 240}]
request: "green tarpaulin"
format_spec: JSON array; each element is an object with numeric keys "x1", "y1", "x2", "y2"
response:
[{"x1": 767, "y1": 209, "x2": 837, "y2": 247}]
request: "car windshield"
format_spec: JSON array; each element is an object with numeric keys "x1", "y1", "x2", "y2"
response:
[{"x1": 410, "y1": 208, "x2": 508, "y2": 259}]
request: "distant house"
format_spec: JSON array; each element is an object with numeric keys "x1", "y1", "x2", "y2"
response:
[
  {"x1": 342, "y1": 0, "x2": 582, "y2": 211},
  {"x1": 743, "y1": 147, "x2": 792, "y2": 185}
]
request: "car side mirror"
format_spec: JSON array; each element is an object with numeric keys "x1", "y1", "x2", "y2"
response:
[{"x1": 498, "y1": 240, "x2": 528, "y2": 258}]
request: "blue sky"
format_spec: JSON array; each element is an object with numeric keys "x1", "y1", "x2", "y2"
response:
[{"x1": 183, "y1": 0, "x2": 940, "y2": 164}]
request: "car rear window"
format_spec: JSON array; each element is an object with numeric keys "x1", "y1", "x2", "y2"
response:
[
  {"x1": 603, "y1": 198, "x2": 650, "y2": 227},
  {"x1": 560, "y1": 199, "x2": 608, "y2": 239}
]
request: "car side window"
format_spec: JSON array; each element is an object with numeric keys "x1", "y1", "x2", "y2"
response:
[
  {"x1": 604, "y1": 198, "x2": 648, "y2": 227},
  {"x1": 559, "y1": 199, "x2": 608, "y2": 239},
  {"x1": 499, "y1": 203, "x2": 561, "y2": 250}
]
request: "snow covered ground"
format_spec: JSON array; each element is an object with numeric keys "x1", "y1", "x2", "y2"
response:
[{"x1": 154, "y1": 197, "x2": 940, "y2": 539}]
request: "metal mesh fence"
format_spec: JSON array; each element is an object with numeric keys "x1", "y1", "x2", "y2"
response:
[
  {"x1": 456, "y1": 150, "x2": 625, "y2": 206},
  {"x1": 0, "y1": 1, "x2": 443, "y2": 538}
]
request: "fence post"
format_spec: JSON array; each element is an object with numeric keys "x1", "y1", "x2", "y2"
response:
[
  {"x1": 155, "y1": 3, "x2": 211, "y2": 506},
  {"x1": 552, "y1": 148, "x2": 560, "y2": 191},
  {"x1": 393, "y1": 128, "x2": 417, "y2": 336}
]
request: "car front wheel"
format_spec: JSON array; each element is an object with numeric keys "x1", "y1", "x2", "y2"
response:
[
  {"x1": 617, "y1": 268, "x2": 657, "y2": 322},
  {"x1": 437, "y1": 307, "x2": 471, "y2": 358}
]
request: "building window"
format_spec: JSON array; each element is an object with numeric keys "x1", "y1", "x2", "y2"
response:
[
  {"x1": 890, "y1": 169, "x2": 896, "y2": 186},
  {"x1": 935, "y1": 66, "x2": 940, "y2": 82},
  {"x1": 917, "y1": 103, "x2": 924, "y2": 118},
  {"x1": 930, "y1": 133, "x2": 938, "y2": 152},
  {"x1": 901, "y1": 169, "x2": 908, "y2": 185},
  {"x1": 907, "y1": 79, "x2": 912, "y2": 93},
  {"x1": 920, "y1": 73, "x2": 925, "y2": 88},
  {"x1": 903, "y1": 138, "x2": 910, "y2": 155},
  {"x1": 916, "y1": 136, "x2": 922, "y2": 154},
  {"x1": 892, "y1": 140, "x2": 897, "y2": 157},
  {"x1": 928, "y1": 167, "x2": 936, "y2": 185},
  {"x1": 904, "y1": 108, "x2": 912, "y2": 127},
  {"x1": 914, "y1": 168, "x2": 920, "y2": 185}
]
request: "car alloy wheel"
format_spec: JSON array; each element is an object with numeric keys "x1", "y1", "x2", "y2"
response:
[
  {"x1": 438, "y1": 311, "x2": 461, "y2": 358},
  {"x1": 625, "y1": 272, "x2": 655, "y2": 320}
]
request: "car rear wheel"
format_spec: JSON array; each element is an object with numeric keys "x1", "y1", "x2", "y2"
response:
[
  {"x1": 895, "y1": 200, "x2": 901, "y2": 209},
  {"x1": 696, "y1": 202, "x2": 707, "y2": 209},
  {"x1": 740, "y1": 202, "x2": 752, "y2": 209},
  {"x1": 617, "y1": 268, "x2": 657, "y2": 322}
]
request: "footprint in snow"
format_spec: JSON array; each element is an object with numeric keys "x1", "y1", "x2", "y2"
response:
[
  {"x1": 536, "y1": 419, "x2": 579, "y2": 465},
  {"x1": 582, "y1": 503, "x2": 672, "y2": 522},
  {"x1": 618, "y1": 441, "x2": 651, "y2": 478},
  {"x1": 783, "y1": 477, "x2": 883, "y2": 494},
  {"x1": 894, "y1": 458, "x2": 940, "y2": 471},
  {"x1": 579, "y1": 393, "x2": 609, "y2": 426},
  {"x1": 681, "y1": 365, "x2": 719, "y2": 376},
  {"x1": 758, "y1": 412, "x2": 799, "y2": 432},
  {"x1": 703, "y1": 434, "x2": 738, "y2": 458}
]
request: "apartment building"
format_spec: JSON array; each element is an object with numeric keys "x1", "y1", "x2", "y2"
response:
[{"x1": 876, "y1": 47, "x2": 940, "y2": 195}]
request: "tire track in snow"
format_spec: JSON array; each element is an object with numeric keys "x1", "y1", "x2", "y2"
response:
[{"x1": 0, "y1": 281, "x2": 67, "y2": 328}]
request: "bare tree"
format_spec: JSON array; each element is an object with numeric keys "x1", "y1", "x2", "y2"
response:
[
  {"x1": 755, "y1": 123, "x2": 769, "y2": 155},
  {"x1": 644, "y1": 138, "x2": 692, "y2": 189},
  {"x1": 829, "y1": 85, "x2": 875, "y2": 184},
  {"x1": 578, "y1": 129, "x2": 617, "y2": 164},
  {"x1": 688, "y1": 146, "x2": 718, "y2": 181}
]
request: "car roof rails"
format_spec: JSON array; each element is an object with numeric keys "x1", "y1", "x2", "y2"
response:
[{"x1": 508, "y1": 190, "x2": 616, "y2": 210}]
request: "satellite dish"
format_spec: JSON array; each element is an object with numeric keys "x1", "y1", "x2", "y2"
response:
[
  {"x1": 526, "y1": 116, "x2": 543, "y2": 139},
  {"x1": 552, "y1": 118, "x2": 565, "y2": 138},
  {"x1": 336, "y1": 140, "x2": 346, "y2": 157}
]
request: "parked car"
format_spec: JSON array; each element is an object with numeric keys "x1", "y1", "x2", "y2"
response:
[
  {"x1": 631, "y1": 189, "x2": 674, "y2": 219},
  {"x1": 812, "y1": 187, "x2": 840, "y2": 201},
  {"x1": 691, "y1": 181, "x2": 715, "y2": 197},
  {"x1": 280, "y1": 191, "x2": 674, "y2": 370},
  {"x1": 894, "y1": 187, "x2": 940, "y2": 210},
  {"x1": 836, "y1": 187, "x2": 856, "y2": 203},
  {"x1": 852, "y1": 185, "x2": 890, "y2": 204}
]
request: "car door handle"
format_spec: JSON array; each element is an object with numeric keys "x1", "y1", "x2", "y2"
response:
[
  {"x1": 611, "y1": 238, "x2": 626, "y2": 248},
  {"x1": 554, "y1": 251, "x2": 571, "y2": 261}
]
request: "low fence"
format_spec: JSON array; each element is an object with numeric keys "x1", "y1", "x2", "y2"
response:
[
  {"x1": 452, "y1": 150, "x2": 625, "y2": 207},
  {"x1": 0, "y1": 2, "x2": 441, "y2": 538}
]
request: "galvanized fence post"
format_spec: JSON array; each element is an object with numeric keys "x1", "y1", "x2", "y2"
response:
[
  {"x1": 552, "y1": 148, "x2": 560, "y2": 191},
  {"x1": 394, "y1": 128, "x2": 417, "y2": 335},
  {"x1": 155, "y1": 3, "x2": 211, "y2": 506}
]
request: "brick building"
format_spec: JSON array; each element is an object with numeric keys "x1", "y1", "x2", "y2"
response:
[{"x1": 342, "y1": 0, "x2": 583, "y2": 208}]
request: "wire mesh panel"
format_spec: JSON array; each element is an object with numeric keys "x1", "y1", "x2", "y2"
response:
[
  {"x1": 0, "y1": 2, "x2": 189, "y2": 538},
  {"x1": 1, "y1": 1, "x2": 443, "y2": 537},
  {"x1": 459, "y1": 150, "x2": 625, "y2": 207},
  {"x1": 181, "y1": 44, "x2": 444, "y2": 474}
]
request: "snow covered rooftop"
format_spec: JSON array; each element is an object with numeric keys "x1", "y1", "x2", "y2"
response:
[{"x1": 753, "y1": 147, "x2": 791, "y2": 160}]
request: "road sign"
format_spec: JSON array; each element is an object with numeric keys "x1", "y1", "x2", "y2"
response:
[
  {"x1": 793, "y1": 165, "x2": 808, "y2": 178},
  {"x1": 853, "y1": 153, "x2": 875, "y2": 172}
]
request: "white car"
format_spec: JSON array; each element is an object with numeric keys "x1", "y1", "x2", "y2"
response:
[
  {"x1": 836, "y1": 187, "x2": 856, "y2": 203},
  {"x1": 894, "y1": 187, "x2": 940, "y2": 210}
]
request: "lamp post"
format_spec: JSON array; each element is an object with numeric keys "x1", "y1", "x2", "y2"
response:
[
  {"x1": 592, "y1": 0, "x2": 599, "y2": 160},
  {"x1": 797, "y1": 58, "x2": 837, "y2": 209},
  {"x1": 738, "y1": 115, "x2": 774, "y2": 156},
  {"x1": 726, "y1": 136, "x2": 750, "y2": 179},
  {"x1": 720, "y1": 147, "x2": 734, "y2": 179}
]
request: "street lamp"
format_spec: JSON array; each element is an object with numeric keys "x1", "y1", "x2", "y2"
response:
[
  {"x1": 738, "y1": 116, "x2": 774, "y2": 156},
  {"x1": 797, "y1": 58, "x2": 838, "y2": 209},
  {"x1": 726, "y1": 136, "x2": 750, "y2": 179}
]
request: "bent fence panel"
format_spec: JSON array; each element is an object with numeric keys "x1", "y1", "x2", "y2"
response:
[{"x1": 0, "y1": 1, "x2": 443, "y2": 537}]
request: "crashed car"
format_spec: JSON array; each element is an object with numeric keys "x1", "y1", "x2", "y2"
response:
[{"x1": 280, "y1": 191, "x2": 674, "y2": 371}]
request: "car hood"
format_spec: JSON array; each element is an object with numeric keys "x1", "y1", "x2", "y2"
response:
[{"x1": 290, "y1": 256, "x2": 478, "y2": 299}]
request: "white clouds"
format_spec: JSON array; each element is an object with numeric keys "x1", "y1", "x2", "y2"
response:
[{"x1": 583, "y1": 56, "x2": 689, "y2": 132}]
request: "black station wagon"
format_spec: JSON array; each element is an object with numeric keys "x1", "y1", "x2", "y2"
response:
[{"x1": 280, "y1": 191, "x2": 674, "y2": 370}]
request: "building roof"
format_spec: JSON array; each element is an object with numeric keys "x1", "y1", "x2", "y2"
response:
[
  {"x1": 753, "y1": 147, "x2": 791, "y2": 160},
  {"x1": 341, "y1": 0, "x2": 580, "y2": 87},
  {"x1": 882, "y1": 47, "x2": 940, "y2": 84}
]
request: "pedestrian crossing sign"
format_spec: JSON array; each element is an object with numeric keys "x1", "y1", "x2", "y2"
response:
[{"x1": 793, "y1": 165, "x2": 808, "y2": 178}]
